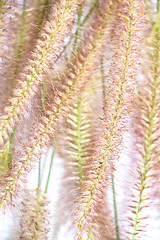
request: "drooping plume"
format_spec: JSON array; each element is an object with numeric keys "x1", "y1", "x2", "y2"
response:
[
  {"x1": 19, "y1": 190, "x2": 50, "y2": 240},
  {"x1": 73, "y1": 1, "x2": 145, "y2": 239},
  {"x1": 126, "y1": 11, "x2": 160, "y2": 240},
  {"x1": 0, "y1": 0, "x2": 117, "y2": 208},
  {"x1": 0, "y1": 0, "x2": 81, "y2": 146}
]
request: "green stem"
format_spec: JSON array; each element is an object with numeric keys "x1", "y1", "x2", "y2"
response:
[
  {"x1": 112, "y1": 175, "x2": 120, "y2": 240},
  {"x1": 12, "y1": 3, "x2": 27, "y2": 80},
  {"x1": 44, "y1": 135, "x2": 58, "y2": 194},
  {"x1": 38, "y1": 0, "x2": 50, "y2": 31},
  {"x1": 56, "y1": 0, "x2": 97, "y2": 62},
  {"x1": 73, "y1": 4, "x2": 83, "y2": 53},
  {"x1": 38, "y1": 158, "x2": 41, "y2": 189},
  {"x1": 23, "y1": 0, "x2": 26, "y2": 11},
  {"x1": 7, "y1": 128, "x2": 16, "y2": 169},
  {"x1": 157, "y1": 0, "x2": 160, "y2": 13},
  {"x1": 73, "y1": 0, "x2": 99, "y2": 54},
  {"x1": 81, "y1": 0, "x2": 99, "y2": 26},
  {"x1": 40, "y1": 0, "x2": 51, "y2": 114},
  {"x1": 8, "y1": 127, "x2": 16, "y2": 203}
]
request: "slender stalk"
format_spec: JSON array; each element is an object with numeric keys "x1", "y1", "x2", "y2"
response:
[
  {"x1": 81, "y1": 0, "x2": 99, "y2": 26},
  {"x1": 56, "y1": 0, "x2": 98, "y2": 62},
  {"x1": 39, "y1": 0, "x2": 51, "y2": 114},
  {"x1": 7, "y1": 128, "x2": 16, "y2": 169},
  {"x1": 23, "y1": 0, "x2": 26, "y2": 11},
  {"x1": 38, "y1": 0, "x2": 51, "y2": 34},
  {"x1": 12, "y1": 7, "x2": 27, "y2": 80},
  {"x1": 44, "y1": 135, "x2": 58, "y2": 194},
  {"x1": 73, "y1": 4, "x2": 83, "y2": 53},
  {"x1": 157, "y1": 0, "x2": 160, "y2": 13},
  {"x1": 38, "y1": 158, "x2": 41, "y2": 189},
  {"x1": 112, "y1": 174, "x2": 120, "y2": 240},
  {"x1": 39, "y1": 0, "x2": 50, "y2": 25},
  {"x1": 73, "y1": 0, "x2": 100, "y2": 54},
  {"x1": 36, "y1": 154, "x2": 41, "y2": 203}
]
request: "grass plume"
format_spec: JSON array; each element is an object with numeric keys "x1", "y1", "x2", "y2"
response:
[
  {"x1": 0, "y1": 0, "x2": 117, "y2": 208},
  {"x1": 126, "y1": 11, "x2": 160, "y2": 240},
  {"x1": 74, "y1": 1, "x2": 145, "y2": 239},
  {"x1": 19, "y1": 189, "x2": 50, "y2": 239},
  {"x1": 0, "y1": 0, "x2": 81, "y2": 146}
]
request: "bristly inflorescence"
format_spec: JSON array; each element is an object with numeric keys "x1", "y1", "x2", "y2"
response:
[
  {"x1": 73, "y1": 1, "x2": 145, "y2": 239},
  {"x1": 19, "y1": 189, "x2": 50, "y2": 240},
  {"x1": 0, "y1": 0, "x2": 81, "y2": 147},
  {"x1": 101, "y1": 0, "x2": 145, "y2": 170},
  {"x1": 126, "y1": 11, "x2": 160, "y2": 240},
  {"x1": 0, "y1": 1, "x2": 51, "y2": 169},
  {"x1": 1, "y1": 0, "x2": 159, "y2": 239},
  {"x1": 59, "y1": 91, "x2": 96, "y2": 190},
  {"x1": 57, "y1": 85, "x2": 99, "y2": 238},
  {"x1": 0, "y1": 0, "x2": 117, "y2": 209}
]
